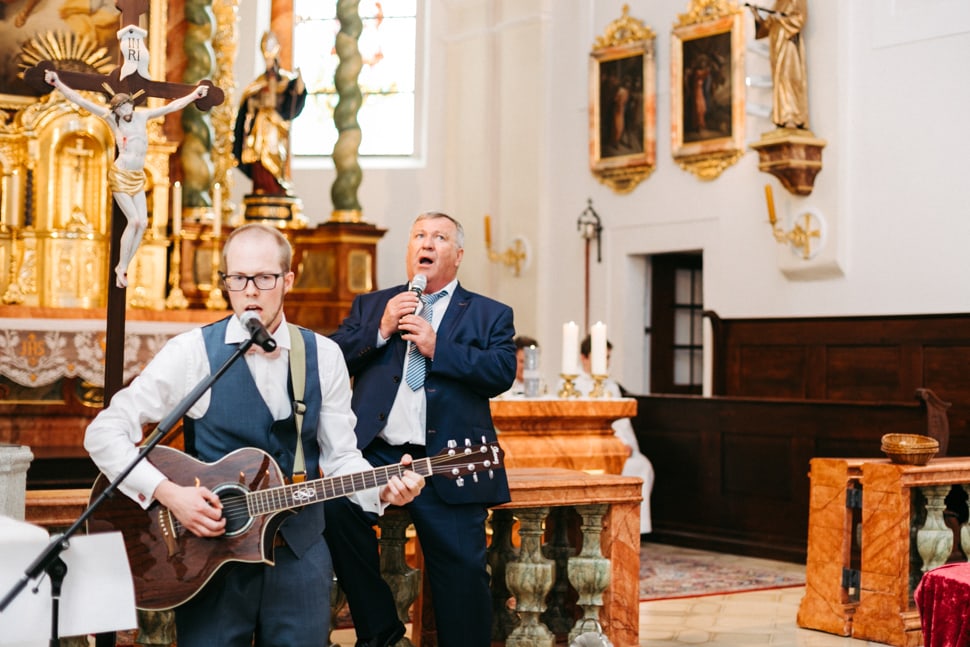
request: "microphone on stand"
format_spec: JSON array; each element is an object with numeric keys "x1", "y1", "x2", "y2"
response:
[
  {"x1": 409, "y1": 274, "x2": 427, "y2": 315},
  {"x1": 240, "y1": 311, "x2": 278, "y2": 352}
]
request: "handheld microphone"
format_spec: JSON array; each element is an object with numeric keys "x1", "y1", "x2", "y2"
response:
[
  {"x1": 240, "y1": 311, "x2": 278, "y2": 352},
  {"x1": 409, "y1": 274, "x2": 427, "y2": 297},
  {"x1": 409, "y1": 274, "x2": 427, "y2": 315}
]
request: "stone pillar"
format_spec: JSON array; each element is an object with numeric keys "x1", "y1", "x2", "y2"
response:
[
  {"x1": 505, "y1": 506, "x2": 555, "y2": 647},
  {"x1": 0, "y1": 444, "x2": 33, "y2": 520}
]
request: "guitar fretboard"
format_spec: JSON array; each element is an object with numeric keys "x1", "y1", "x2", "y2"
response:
[{"x1": 247, "y1": 457, "x2": 434, "y2": 516}]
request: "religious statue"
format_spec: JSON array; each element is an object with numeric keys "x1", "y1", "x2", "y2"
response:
[
  {"x1": 45, "y1": 70, "x2": 209, "y2": 288},
  {"x1": 749, "y1": 0, "x2": 809, "y2": 130},
  {"x1": 233, "y1": 31, "x2": 307, "y2": 198}
]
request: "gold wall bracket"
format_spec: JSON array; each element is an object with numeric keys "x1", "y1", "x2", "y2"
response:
[
  {"x1": 763, "y1": 184, "x2": 825, "y2": 260},
  {"x1": 483, "y1": 215, "x2": 530, "y2": 277}
]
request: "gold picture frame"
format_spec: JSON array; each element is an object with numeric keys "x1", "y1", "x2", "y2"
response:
[
  {"x1": 671, "y1": 0, "x2": 745, "y2": 180},
  {"x1": 589, "y1": 6, "x2": 656, "y2": 194}
]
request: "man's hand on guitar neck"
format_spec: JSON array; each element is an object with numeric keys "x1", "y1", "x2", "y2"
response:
[
  {"x1": 378, "y1": 453, "x2": 426, "y2": 507},
  {"x1": 154, "y1": 479, "x2": 227, "y2": 537}
]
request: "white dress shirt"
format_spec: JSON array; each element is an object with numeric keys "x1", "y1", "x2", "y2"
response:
[
  {"x1": 377, "y1": 278, "x2": 457, "y2": 446},
  {"x1": 84, "y1": 314, "x2": 382, "y2": 514}
]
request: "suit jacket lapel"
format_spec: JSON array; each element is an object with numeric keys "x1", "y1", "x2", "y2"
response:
[{"x1": 436, "y1": 283, "x2": 469, "y2": 342}]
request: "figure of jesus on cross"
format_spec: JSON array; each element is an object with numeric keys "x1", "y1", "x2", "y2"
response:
[{"x1": 45, "y1": 70, "x2": 209, "y2": 288}]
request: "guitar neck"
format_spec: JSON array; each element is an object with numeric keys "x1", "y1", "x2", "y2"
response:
[{"x1": 246, "y1": 457, "x2": 433, "y2": 516}]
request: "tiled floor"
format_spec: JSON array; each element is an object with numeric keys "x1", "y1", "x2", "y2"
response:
[
  {"x1": 332, "y1": 587, "x2": 888, "y2": 646},
  {"x1": 330, "y1": 552, "x2": 890, "y2": 647}
]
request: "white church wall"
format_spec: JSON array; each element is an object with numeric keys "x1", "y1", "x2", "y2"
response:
[{"x1": 231, "y1": 1, "x2": 969, "y2": 391}]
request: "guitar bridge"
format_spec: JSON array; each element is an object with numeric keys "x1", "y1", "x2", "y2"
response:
[{"x1": 157, "y1": 507, "x2": 179, "y2": 558}]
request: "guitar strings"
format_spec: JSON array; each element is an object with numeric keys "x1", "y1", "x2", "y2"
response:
[{"x1": 179, "y1": 447, "x2": 500, "y2": 528}]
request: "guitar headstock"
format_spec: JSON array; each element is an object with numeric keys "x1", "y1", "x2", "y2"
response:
[{"x1": 431, "y1": 439, "x2": 505, "y2": 486}]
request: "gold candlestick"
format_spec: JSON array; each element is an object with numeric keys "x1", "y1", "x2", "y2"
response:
[
  {"x1": 205, "y1": 232, "x2": 227, "y2": 310},
  {"x1": 1, "y1": 226, "x2": 24, "y2": 305},
  {"x1": 128, "y1": 253, "x2": 151, "y2": 309},
  {"x1": 165, "y1": 230, "x2": 189, "y2": 309},
  {"x1": 588, "y1": 374, "x2": 608, "y2": 398},
  {"x1": 558, "y1": 373, "x2": 580, "y2": 399}
]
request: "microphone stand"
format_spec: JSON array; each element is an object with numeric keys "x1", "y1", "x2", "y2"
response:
[{"x1": 0, "y1": 334, "x2": 259, "y2": 645}]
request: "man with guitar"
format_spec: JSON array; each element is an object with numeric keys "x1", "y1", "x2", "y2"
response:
[
  {"x1": 326, "y1": 212, "x2": 516, "y2": 647},
  {"x1": 83, "y1": 223, "x2": 425, "y2": 647}
]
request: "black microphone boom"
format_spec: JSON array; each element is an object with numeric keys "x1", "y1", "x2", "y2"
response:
[{"x1": 240, "y1": 312, "x2": 278, "y2": 352}]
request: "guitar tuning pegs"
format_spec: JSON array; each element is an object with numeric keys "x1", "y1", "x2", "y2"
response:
[
  {"x1": 481, "y1": 435, "x2": 487, "y2": 444},
  {"x1": 464, "y1": 438, "x2": 472, "y2": 446},
  {"x1": 472, "y1": 473, "x2": 479, "y2": 483},
  {"x1": 447, "y1": 439, "x2": 458, "y2": 448},
  {"x1": 456, "y1": 476, "x2": 465, "y2": 487},
  {"x1": 488, "y1": 469, "x2": 495, "y2": 480}
]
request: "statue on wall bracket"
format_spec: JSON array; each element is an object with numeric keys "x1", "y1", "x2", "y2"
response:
[
  {"x1": 746, "y1": 0, "x2": 826, "y2": 196},
  {"x1": 232, "y1": 31, "x2": 308, "y2": 224}
]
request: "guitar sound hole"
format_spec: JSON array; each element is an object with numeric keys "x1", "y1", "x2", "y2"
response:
[{"x1": 213, "y1": 484, "x2": 253, "y2": 537}]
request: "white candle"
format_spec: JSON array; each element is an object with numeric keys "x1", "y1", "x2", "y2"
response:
[
  {"x1": 591, "y1": 321, "x2": 608, "y2": 375},
  {"x1": 171, "y1": 181, "x2": 182, "y2": 234},
  {"x1": 561, "y1": 321, "x2": 579, "y2": 375},
  {"x1": 1, "y1": 174, "x2": 9, "y2": 228},
  {"x1": 212, "y1": 182, "x2": 222, "y2": 237}
]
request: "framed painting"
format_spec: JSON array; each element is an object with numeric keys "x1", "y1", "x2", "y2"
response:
[
  {"x1": 670, "y1": 0, "x2": 745, "y2": 180},
  {"x1": 589, "y1": 6, "x2": 656, "y2": 194}
]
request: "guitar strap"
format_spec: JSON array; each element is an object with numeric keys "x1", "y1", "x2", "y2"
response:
[{"x1": 287, "y1": 323, "x2": 308, "y2": 483}]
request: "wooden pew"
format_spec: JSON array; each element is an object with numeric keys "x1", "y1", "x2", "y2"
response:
[{"x1": 631, "y1": 389, "x2": 948, "y2": 562}]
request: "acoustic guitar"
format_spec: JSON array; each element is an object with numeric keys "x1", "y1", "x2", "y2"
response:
[{"x1": 87, "y1": 441, "x2": 504, "y2": 610}]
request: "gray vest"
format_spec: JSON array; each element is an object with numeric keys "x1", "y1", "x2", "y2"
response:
[{"x1": 183, "y1": 317, "x2": 325, "y2": 557}]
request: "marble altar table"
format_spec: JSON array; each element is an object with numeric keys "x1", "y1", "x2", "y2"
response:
[{"x1": 489, "y1": 398, "x2": 636, "y2": 474}]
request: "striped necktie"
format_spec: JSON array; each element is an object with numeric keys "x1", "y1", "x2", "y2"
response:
[{"x1": 405, "y1": 290, "x2": 447, "y2": 390}]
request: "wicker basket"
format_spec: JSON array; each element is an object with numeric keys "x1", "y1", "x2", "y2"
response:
[{"x1": 881, "y1": 433, "x2": 939, "y2": 466}]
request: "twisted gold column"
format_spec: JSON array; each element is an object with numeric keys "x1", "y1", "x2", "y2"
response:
[
  {"x1": 181, "y1": 0, "x2": 217, "y2": 212},
  {"x1": 331, "y1": 0, "x2": 364, "y2": 223}
]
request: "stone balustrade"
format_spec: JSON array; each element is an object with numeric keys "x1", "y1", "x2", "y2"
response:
[
  {"x1": 26, "y1": 466, "x2": 643, "y2": 647},
  {"x1": 798, "y1": 456, "x2": 970, "y2": 647}
]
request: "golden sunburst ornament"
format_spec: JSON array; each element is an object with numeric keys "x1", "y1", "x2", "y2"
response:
[{"x1": 17, "y1": 31, "x2": 115, "y2": 77}]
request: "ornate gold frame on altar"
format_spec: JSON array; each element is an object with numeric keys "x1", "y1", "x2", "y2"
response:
[
  {"x1": 0, "y1": 3, "x2": 182, "y2": 311},
  {"x1": 0, "y1": 3, "x2": 168, "y2": 100},
  {"x1": 589, "y1": 5, "x2": 657, "y2": 195},
  {"x1": 670, "y1": 0, "x2": 745, "y2": 180}
]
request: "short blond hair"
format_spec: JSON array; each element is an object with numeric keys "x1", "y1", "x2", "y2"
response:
[{"x1": 221, "y1": 223, "x2": 292, "y2": 273}]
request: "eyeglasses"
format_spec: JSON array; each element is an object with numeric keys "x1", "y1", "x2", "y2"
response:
[{"x1": 219, "y1": 272, "x2": 284, "y2": 291}]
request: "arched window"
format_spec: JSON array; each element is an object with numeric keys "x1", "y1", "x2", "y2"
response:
[{"x1": 292, "y1": 0, "x2": 418, "y2": 158}]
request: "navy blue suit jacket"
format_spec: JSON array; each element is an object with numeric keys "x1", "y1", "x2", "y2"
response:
[{"x1": 330, "y1": 282, "x2": 515, "y2": 506}]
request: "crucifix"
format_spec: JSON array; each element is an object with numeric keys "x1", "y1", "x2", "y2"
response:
[{"x1": 22, "y1": 0, "x2": 224, "y2": 403}]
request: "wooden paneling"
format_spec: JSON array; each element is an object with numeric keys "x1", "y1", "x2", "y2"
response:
[
  {"x1": 632, "y1": 393, "x2": 944, "y2": 562},
  {"x1": 710, "y1": 312, "x2": 970, "y2": 453}
]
